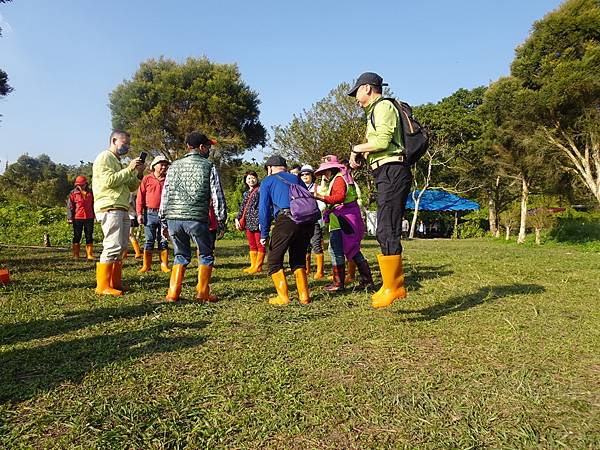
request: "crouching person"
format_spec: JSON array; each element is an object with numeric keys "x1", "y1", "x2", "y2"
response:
[
  {"x1": 92, "y1": 130, "x2": 145, "y2": 295},
  {"x1": 259, "y1": 155, "x2": 314, "y2": 305},
  {"x1": 160, "y1": 132, "x2": 226, "y2": 302},
  {"x1": 314, "y1": 155, "x2": 374, "y2": 293}
]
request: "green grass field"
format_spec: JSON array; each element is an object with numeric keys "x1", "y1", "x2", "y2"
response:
[{"x1": 1, "y1": 238, "x2": 599, "y2": 449}]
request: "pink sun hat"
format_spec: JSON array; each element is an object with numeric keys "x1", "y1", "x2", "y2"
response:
[{"x1": 315, "y1": 155, "x2": 346, "y2": 175}]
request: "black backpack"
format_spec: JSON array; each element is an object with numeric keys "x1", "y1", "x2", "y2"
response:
[{"x1": 369, "y1": 97, "x2": 429, "y2": 166}]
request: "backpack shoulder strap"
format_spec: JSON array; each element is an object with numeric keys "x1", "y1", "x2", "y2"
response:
[
  {"x1": 368, "y1": 97, "x2": 401, "y2": 148},
  {"x1": 274, "y1": 174, "x2": 291, "y2": 186},
  {"x1": 368, "y1": 96, "x2": 389, "y2": 129}
]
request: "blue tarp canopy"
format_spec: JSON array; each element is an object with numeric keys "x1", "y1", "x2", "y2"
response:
[{"x1": 406, "y1": 190, "x2": 480, "y2": 211}]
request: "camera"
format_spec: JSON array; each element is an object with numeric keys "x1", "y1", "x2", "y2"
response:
[{"x1": 139, "y1": 151, "x2": 147, "y2": 163}]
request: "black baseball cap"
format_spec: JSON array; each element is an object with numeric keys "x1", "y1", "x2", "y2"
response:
[
  {"x1": 185, "y1": 131, "x2": 218, "y2": 149},
  {"x1": 347, "y1": 72, "x2": 388, "y2": 97},
  {"x1": 264, "y1": 155, "x2": 287, "y2": 168}
]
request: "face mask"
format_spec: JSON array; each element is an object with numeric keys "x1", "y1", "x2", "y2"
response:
[{"x1": 117, "y1": 144, "x2": 129, "y2": 155}]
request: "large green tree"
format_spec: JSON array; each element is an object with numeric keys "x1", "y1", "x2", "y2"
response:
[
  {"x1": 110, "y1": 57, "x2": 266, "y2": 162},
  {"x1": 272, "y1": 82, "x2": 364, "y2": 165},
  {"x1": 511, "y1": 0, "x2": 600, "y2": 205},
  {"x1": 0, "y1": 154, "x2": 71, "y2": 206},
  {"x1": 481, "y1": 77, "x2": 559, "y2": 243},
  {"x1": 409, "y1": 87, "x2": 492, "y2": 237},
  {"x1": 271, "y1": 82, "x2": 388, "y2": 206}
]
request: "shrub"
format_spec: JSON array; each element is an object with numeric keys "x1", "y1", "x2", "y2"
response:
[{"x1": 547, "y1": 209, "x2": 600, "y2": 243}]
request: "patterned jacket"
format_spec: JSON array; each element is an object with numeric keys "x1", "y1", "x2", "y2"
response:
[{"x1": 236, "y1": 187, "x2": 260, "y2": 231}]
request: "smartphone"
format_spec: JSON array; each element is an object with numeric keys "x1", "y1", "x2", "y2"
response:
[{"x1": 139, "y1": 151, "x2": 147, "y2": 163}]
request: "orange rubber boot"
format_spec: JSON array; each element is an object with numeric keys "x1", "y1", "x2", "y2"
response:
[
  {"x1": 85, "y1": 244, "x2": 94, "y2": 261},
  {"x1": 196, "y1": 265, "x2": 218, "y2": 302},
  {"x1": 243, "y1": 251, "x2": 257, "y2": 273},
  {"x1": 166, "y1": 264, "x2": 186, "y2": 302},
  {"x1": 95, "y1": 262, "x2": 122, "y2": 296},
  {"x1": 159, "y1": 249, "x2": 171, "y2": 273},
  {"x1": 139, "y1": 250, "x2": 152, "y2": 273},
  {"x1": 247, "y1": 251, "x2": 265, "y2": 274},
  {"x1": 130, "y1": 236, "x2": 142, "y2": 259},
  {"x1": 294, "y1": 268, "x2": 310, "y2": 305},
  {"x1": 313, "y1": 253, "x2": 325, "y2": 280},
  {"x1": 371, "y1": 254, "x2": 407, "y2": 308},
  {"x1": 110, "y1": 260, "x2": 129, "y2": 292},
  {"x1": 269, "y1": 269, "x2": 290, "y2": 305}
]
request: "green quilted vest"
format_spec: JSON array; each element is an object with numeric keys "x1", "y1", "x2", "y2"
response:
[{"x1": 164, "y1": 152, "x2": 212, "y2": 222}]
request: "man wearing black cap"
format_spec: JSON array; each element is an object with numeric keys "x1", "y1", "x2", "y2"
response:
[
  {"x1": 160, "y1": 131, "x2": 227, "y2": 303},
  {"x1": 347, "y1": 72, "x2": 412, "y2": 309},
  {"x1": 258, "y1": 155, "x2": 313, "y2": 306}
]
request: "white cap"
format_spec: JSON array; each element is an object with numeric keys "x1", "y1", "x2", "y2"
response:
[
  {"x1": 300, "y1": 164, "x2": 314, "y2": 173},
  {"x1": 150, "y1": 155, "x2": 171, "y2": 169}
]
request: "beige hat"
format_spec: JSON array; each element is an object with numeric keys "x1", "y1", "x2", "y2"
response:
[{"x1": 150, "y1": 155, "x2": 171, "y2": 169}]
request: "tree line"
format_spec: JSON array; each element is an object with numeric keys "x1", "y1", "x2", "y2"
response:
[
  {"x1": 1, "y1": 0, "x2": 598, "y2": 244},
  {"x1": 273, "y1": 0, "x2": 600, "y2": 242}
]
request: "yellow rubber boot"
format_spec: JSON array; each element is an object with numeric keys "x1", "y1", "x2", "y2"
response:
[
  {"x1": 305, "y1": 253, "x2": 311, "y2": 274},
  {"x1": 95, "y1": 262, "x2": 122, "y2": 296},
  {"x1": 243, "y1": 251, "x2": 257, "y2": 273},
  {"x1": 110, "y1": 260, "x2": 129, "y2": 292},
  {"x1": 247, "y1": 251, "x2": 265, "y2": 274},
  {"x1": 372, "y1": 254, "x2": 407, "y2": 309},
  {"x1": 130, "y1": 236, "x2": 143, "y2": 259},
  {"x1": 159, "y1": 249, "x2": 171, "y2": 273},
  {"x1": 269, "y1": 269, "x2": 290, "y2": 305},
  {"x1": 196, "y1": 265, "x2": 218, "y2": 302},
  {"x1": 313, "y1": 253, "x2": 325, "y2": 280},
  {"x1": 139, "y1": 250, "x2": 152, "y2": 272},
  {"x1": 166, "y1": 264, "x2": 186, "y2": 302},
  {"x1": 294, "y1": 268, "x2": 310, "y2": 305},
  {"x1": 345, "y1": 259, "x2": 356, "y2": 284},
  {"x1": 72, "y1": 243, "x2": 81, "y2": 259},
  {"x1": 85, "y1": 244, "x2": 94, "y2": 261}
]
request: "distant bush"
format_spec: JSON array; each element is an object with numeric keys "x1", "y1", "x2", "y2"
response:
[
  {"x1": 455, "y1": 221, "x2": 486, "y2": 239},
  {"x1": 453, "y1": 210, "x2": 487, "y2": 239},
  {"x1": 547, "y1": 209, "x2": 600, "y2": 244},
  {"x1": 0, "y1": 197, "x2": 102, "y2": 246}
]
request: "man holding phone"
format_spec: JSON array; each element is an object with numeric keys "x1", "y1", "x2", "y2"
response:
[{"x1": 92, "y1": 130, "x2": 146, "y2": 295}]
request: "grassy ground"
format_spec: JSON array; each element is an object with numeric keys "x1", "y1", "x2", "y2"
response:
[{"x1": 0, "y1": 238, "x2": 599, "y2": 449}]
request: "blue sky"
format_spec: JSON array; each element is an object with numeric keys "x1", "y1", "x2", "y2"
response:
[{"x1": 0, "y1": 0, "x2": 563, "y2": 169}]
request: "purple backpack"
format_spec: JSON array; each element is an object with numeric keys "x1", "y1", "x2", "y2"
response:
[{"x1": 275, "y1": 175, "x2": 320, "y2": 224}]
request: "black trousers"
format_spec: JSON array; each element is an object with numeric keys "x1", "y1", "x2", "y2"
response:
[
  {"x1": 73, "y1": 219, "x2": 94, "y2": 244},
  {"x1": 374, "y1": 163, "x2": 412, "y2": 255},
  {"x1": 267, "y1": 213, "x2": 314, "y2": 275}
]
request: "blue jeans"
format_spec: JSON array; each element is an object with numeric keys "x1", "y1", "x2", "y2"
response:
[
  {"x1": 167, "y1": 219, "x2": 214, "y2": 267},
  {"x1": 144, "y1": 210, "x2": 168, "y2": 251},
  {"x1": 329, "y1": 229, "x2": 367, "y2": 267}
]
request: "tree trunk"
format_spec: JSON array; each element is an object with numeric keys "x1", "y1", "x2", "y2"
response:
[
  {"x1": 487, "y1": 190, "x2": 498, "y2": 238},
  {"x1": 409, "y1": 194, "x2": 423, "y2": 239},
  {"x1": 453, "y1": 212, "x2": 459, "y2": 239},
  {"x1": 505, "y1": 226, "x2": 511, "y2": 240},
  {"x1": 535, "y1": 228, "x2": 541, "y2": 245},
  {"x1": 546, "y1": 128, "x2": 600, "y2": 206},
  {"x1": 517, "y1": 177, "x2": 529, "y2": 244}
]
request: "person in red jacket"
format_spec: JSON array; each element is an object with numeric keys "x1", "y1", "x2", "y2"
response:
[
  {"x1": 137, "y1": 155, "x2": 171, "y2": 272},
  {"x1": 66, "y1": 175, "x2": 95, "y2": 260}
]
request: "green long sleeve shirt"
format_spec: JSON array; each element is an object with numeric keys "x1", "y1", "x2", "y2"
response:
[
  {"x1": 364, "y1": 96, "x2": 404, "y2": 166},
  {"x1": 92, "y1": 150, "x2": 141, "y2": 214}
]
